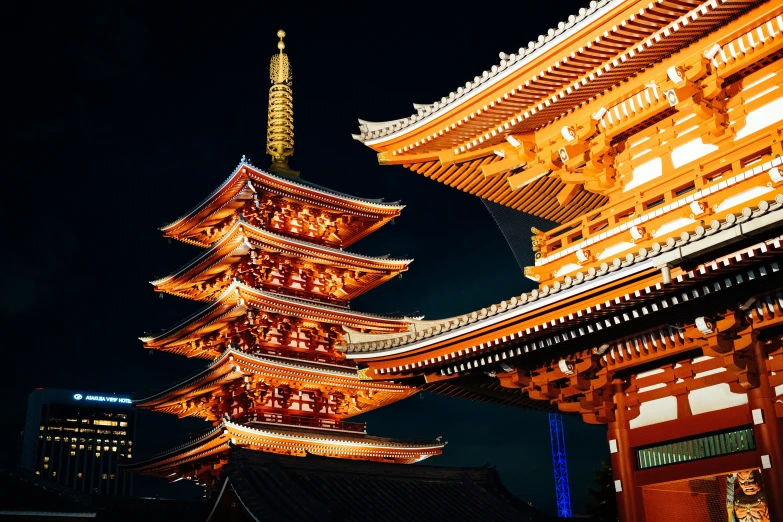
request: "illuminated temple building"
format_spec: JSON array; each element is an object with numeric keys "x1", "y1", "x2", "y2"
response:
[
  {"x1": 349, "y1": 0, "x2": 783, "y2": 520},
  {"x1": 126, "y1": 31, "x2": 443, "y2": 487}
]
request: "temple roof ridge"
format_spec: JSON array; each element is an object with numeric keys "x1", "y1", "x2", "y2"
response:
[
  {"x1": 150, "y1": 219, "x2": 414, "y2": 287},
  {"x1": 161, "y1": 159, "x2": 404, "y2": 234},
  {"x1": 354, "y1": 0, "x2": 616, "y2": 143}
]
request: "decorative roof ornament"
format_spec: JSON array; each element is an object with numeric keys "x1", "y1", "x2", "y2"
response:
[{"x1": 266, "y1": 29, "x2": 297, "y2": 176}]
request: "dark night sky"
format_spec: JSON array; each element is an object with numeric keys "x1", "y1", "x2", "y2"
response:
[{"x1": 1, "y1": 1, "x2": 608, "y2": 515}]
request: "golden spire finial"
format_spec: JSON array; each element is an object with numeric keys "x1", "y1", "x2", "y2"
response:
[{"x1": 266, "y1": 29, "x2": 295, "y2": 174}]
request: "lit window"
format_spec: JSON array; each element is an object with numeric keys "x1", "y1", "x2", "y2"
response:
[
  {"x1": 81, "y1": 419, "x2": 89, "y2": 424},
  {"x1": 93, "y1": 420, "x2": 118, "y2": 426},
  {"x1": 70, "y1": 451, "x2": 76, "y2": 456},
  {"x1": 44, "y1": 457, "x2": 50, "y2": 462},
  {"x1": 112, "y1": 447, "x2": 117, "y2": 452},
  {"x1": 39, "y1": 425, "x2": 44, "y2": 430},
  {"x1": 35, "y1": 471, "x2": 40, "y2": 475},
  {"x1": 95, "y1": 452, "x2": 100, "y2": 457},
  {"x1": 127, "y1": 454, "x2": 131, "y2": 459},
  {"x1": 102, "y1": 474, "x2": 107, "y2": 480},
  {"x1": 54, "y1": 437, "x2": 61, "y2": 442},
  {"x1": 109, "y1": 474, "x2": 115, "y2": 480},
  {"x1": 46, "y1": 436, "x2": 52, "y2": 441},
  {"x1": 119, "y1": 422, "x2": 128, "y2": 427},
  {"x1": 71, "y1": 444, "x2": 76, "y2": 449},
  {"x1": 43, "y1": 464, "x2": 48, "y2": 469},
  {"x1": 120, "y1": 441, "x2": 125, "y2": 446},
  {"x1": 66, "y1": 418, "x2": 78, "y2": 423},
  {"x1": 77, "y1": 473, "x2": 83, "y2": 478},
  {"x1": 103, "y1": 446, "x2": 109, "y2": 452},
  {"x1": 52, "y1": 472, "x2": 56, "y2": 477},
  {"x1": 128, "y1": 441, "x2": 132, "y2": 446},
  {"x1": 79, "y1": 445, "x2": 85, "y2": 450}
]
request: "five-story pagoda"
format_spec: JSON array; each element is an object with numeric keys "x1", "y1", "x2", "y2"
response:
[{"x1": 126, "y1": 31, "x2": 444, "y2": 487}]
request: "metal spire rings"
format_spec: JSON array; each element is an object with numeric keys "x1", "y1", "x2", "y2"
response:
[{"x1": 266, "y1": 29, "x2": 294, "y2": 170}]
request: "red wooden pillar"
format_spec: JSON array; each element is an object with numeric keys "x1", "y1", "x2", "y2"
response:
[
  {"x1": 748, "y1": 339, "x2": 783, "y2": 522},
  {"x1": 608, "y1": 380, "x2": 646, "y2": 522}
]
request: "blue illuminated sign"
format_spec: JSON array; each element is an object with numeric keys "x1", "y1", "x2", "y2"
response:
[{"x1": 72, "y1": 393, "x2": 131, "y2": 404}]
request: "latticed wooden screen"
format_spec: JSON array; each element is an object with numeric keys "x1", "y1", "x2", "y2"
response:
[{"x1": 636, "y1": 427, "x2": 755, "y2": 470}]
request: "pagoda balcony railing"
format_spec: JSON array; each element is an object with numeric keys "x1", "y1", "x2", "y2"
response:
[
  {"x1": 253, "y1": 413, "x2": 367, "y2": 433},
  {"x1": 250, "y1": 346, "x2": 355, "y2": 368}
]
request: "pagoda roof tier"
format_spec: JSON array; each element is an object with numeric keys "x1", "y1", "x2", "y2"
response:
[
  {"x1": 124, "y1": 420, "x2": 445, "y2": 479},
  {"x1": 141, "y1": 281, "x2": 412, "y2": 357},
  {"x1": 353, "y1": 0, "x2": 764, "y2": 220},
  {"x1": 152, "y1": 220, "x2": 411, "y2": 302},
  {"x1": 161, "y1": 159, "x2": 403, "y2": 248},
  {"x1": 135, "y1": 348, "x2": 416, "y2": 419},
  {"x1": 343, "y1": 203, "x2": 783, "y2": 381}
]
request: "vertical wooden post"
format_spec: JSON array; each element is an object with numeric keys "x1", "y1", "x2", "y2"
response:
[
  {"x1": 608, "y1": 379, "x2": 646, "y2": 522},
  {"x1": 748, "y1": 339, "x2": 783, "y2": 522}
]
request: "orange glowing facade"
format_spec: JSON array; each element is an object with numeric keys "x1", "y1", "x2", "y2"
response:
[
  {"x1": 126, "y1": 32, "x2": 443, "y2": 487},
  {"x1": 351, "y1": 1, "x2": 783, "y2": 520}
]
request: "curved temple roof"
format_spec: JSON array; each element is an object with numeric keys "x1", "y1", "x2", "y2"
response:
[
  {"x1": 351, "y1": 0, "x2": 766, "y2": 222},
  {"x1": 354, "y1": 0, "x2": 619, "y2": 145},
  {"x1": 135, "y1": 348, "x2": 416, "y2": 419},
  {"x1": 125, "y1": 419, "x2": 444, "y2": 478},
  {"x1": 343, "y1": 192, "x2": 783, "y2": 371},
  {"x1": 141, "y1": 280, "x2": 413, "y2": 356},
  {"x1": 152, "y1": 219, "x2": 411, "y2": 302},
  {"x1": 161, "y1": 159, "x2": 404, "y2": 247}
]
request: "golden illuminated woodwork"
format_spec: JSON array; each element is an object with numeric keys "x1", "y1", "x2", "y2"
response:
[
  {"x1": 130, "y1": 32, "x2": 442, "y2": 484},
  {"x1": 345, "y1": 4, "x2": 783, "y2": 520},
  {"x1": 357, "y1": 1, "x2": 783, "y2": 223}
]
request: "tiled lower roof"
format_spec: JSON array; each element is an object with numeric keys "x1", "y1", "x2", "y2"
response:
[
  {"x1": 218, "y1": 448, "x2": 547, "y2": 522},
  {"x1": 345, "y1": 191, "x2": 783, "y2": 356}
]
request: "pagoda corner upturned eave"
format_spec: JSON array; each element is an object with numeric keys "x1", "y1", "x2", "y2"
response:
[{"x1": 159, "y1": 161, "x2": 405, "y2": 248}]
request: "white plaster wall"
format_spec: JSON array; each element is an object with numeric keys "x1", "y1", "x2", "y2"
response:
[
  {"x1": 688, "y1": 383, "x2": 748, "y2": 415},
  {"x1": 630, "y1": 396, "x2": 678, "y2": 429}
]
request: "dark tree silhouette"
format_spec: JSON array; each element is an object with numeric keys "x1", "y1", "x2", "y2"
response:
[{"x1": 586, "y1": 458, "x2": 618, "y2": 521}]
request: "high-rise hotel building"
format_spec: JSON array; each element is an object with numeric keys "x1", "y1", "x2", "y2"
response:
[{"x1": 21, "y1": 388, "x2": 136, "y2": 495}]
